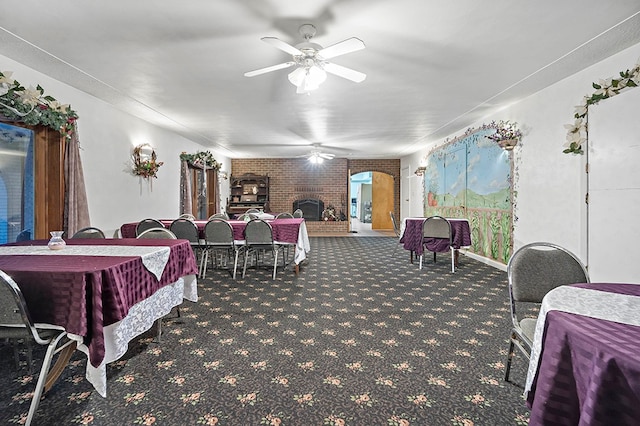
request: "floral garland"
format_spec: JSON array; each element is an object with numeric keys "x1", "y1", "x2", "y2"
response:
[
  {"x1": 0, "y1": 71, "x2": 78, "y2": 140},
  {"x1": 133, "y1": 145, "x2": 164, "y2": 179},
  {"x1": 179, "y1": 150, "x2": 220, "y2": 170},
  {"x1": 564, "y1": 59, "x2": 640, "y2": 154}
]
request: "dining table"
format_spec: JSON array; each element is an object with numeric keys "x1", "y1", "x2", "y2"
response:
[
  {"x1": 524, "y1": 282, "x2": 640, "y2": 426},
  {"x1": 399, "y1": 217, "x2": 472, "y2": 264},
  {"x1": 0, "y1": 238, "x2": 199, "y2": 397},
  {"x1": 120, "y1": 217, "x2": 311, "y2": 272}
]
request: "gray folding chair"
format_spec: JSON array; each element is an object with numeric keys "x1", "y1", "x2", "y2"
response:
[
  {"x1": 276, "y1": 212, "x2": 294, "y2": 219},
  {"x1": 202, "y1": 219, "x2": 243, "y2": 279},
  {"x1": 208, "y1": 212, "x2": 230, "y2": 220},
  {"x1": 136, "y1": 228, "x2": 177, "y2": 239},
  {"x1": 420, "y1": 216, "x2": 455, "y2": 272},
  {"x1": 71, "y1": 226, "x2": 106, "y2": 239},
  {"x1": 178, "y1": 213, "x2": 196, "y2": 221},
  {"x1": 504, "y1": 242, "x2": 590, "y2": 383},
  {"x1": 0, "y1": 270, "x2": 72, "y2": 426},
  {"x1": 135, "y1": 227, "x2": 179, "y2": 338},
  {"x1": 242, "y1": 219, "x2": 286, "y2": 280},
  {"x1": 293, "y1": 209, "x2": 303, "y2": 218},
  {"x1": 390, "y1": 211, "x2": 402, "y2": 254},
  {"x1": 135, "y1": 218, "x2": 165, "y2": 237},
  {"x1": 237, "y1": 213, "x2": 258, "y2": 221},
  {"x1": 170, "y1": 218, "x2": 206, "y2": 276}
]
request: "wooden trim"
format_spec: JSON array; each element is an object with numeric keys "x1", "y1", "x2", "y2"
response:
[{"x1": 34, "y1": 126, "x2": 65, "y2": 239}]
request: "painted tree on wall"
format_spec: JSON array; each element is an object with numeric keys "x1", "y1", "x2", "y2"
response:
[{"x1": 423, "y1": 127, "x2": 513, "y2": 263}]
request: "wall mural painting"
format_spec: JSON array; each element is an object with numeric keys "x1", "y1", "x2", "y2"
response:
[{"x1": 423, "y1": 128, "x2": 513, "y2": 263}]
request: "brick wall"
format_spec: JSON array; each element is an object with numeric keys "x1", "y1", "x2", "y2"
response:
[{"x1": 230, "y1": 158, "x2": 400, "y2": 234}]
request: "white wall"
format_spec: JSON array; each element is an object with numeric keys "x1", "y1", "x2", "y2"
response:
[
  {"x1": 0, "y1": 54, "x2": 230, "y2": 238},
  {"x1": 401, "y1": 42, "x2": 640, "y2": 263}
]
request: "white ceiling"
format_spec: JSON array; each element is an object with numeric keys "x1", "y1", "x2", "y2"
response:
[{"x1": 1, "y1": 1, "x2": 639, "y2": 159}]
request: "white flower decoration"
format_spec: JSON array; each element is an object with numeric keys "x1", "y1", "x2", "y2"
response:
[
  {"x1": 0, "y1": 71, "x2": 13, "y2": 85},
  {"x1": 18, "y1": 86, "x2": 42, "y2": 106}
]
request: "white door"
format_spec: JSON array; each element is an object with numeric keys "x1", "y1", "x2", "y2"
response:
[
  {"x1": 401, "y1": 166, "x2": 410, "y2": 219},
  {"x1": 588, "y1": 87, "x2": 640, "y2": 283}
]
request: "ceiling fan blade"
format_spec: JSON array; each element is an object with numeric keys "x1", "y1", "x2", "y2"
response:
[
  {"x1": 318, "y1": 37, "x2": 365, "y2": 59},
  {"x1": 244, "y1": 62, "x2": 296, "y2": 77},
  {"x1": 261, "y1": 37, "x2": 304, "y2": 56},
  {"x1": 323, "y1": 62, "x2": 366, "y2": 83},
  {"x1": 319, "y1": 153, "x2": 335, "y2": 159}
]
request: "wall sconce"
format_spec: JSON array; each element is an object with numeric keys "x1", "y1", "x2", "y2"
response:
[
  {"x1": 414, "y1": 166, "x2": 426, "y2": 177},
  {"x1": 218, "y1": 170, "x2": 229, "y2": 180}
]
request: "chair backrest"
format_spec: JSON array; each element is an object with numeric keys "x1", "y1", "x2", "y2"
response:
[
  {"x1": 245, "y1": 208, "x2": 261, "y2": 214},
  {"x1": 208, "y1": 212, "x2": 230, "y2": 220},
  {"x1": 508, "y1": 242, "x2": 589, "y2": 304},
  {"x1": 422, "y1": 216, "x2": 452, "y2": 241},
  {"x1": 204, "y1": 219, "x2": 235, "y2": 245},
  {"x1": 178, "y1": 213, "x2": 196, "y2": 221},
  {"x1": 0, "y1": 270, "x2": 44, "y2": 344},
  {"x1": 169, "y1": 218, "x2": 200, "y2": 243},
  {"x1": 136, "y1": 218, "x2": 165, "y2": 236},
  {"x1": 390, "y1": 211, "x2": 400, "y2": 237},
  {"x1": 237, "y1": 213, "x2": 258, "y2": 221},
  {"x1": 136, "y1": 228, "x2": 177, "y2": 239},
  {"x1": 71, "y1": 226, "x2": 106, "y2": 239},
  {"x1": 293, "y1": 209, "x2": 303, "y2": 218},
  {"x1": 16, "y1": 229, "x2": 31, "y2": 242},
  {"x1": 276, "y1": 212, "x2": 294, "y2": 219},
  {"x1": 244, "y1": 219, "x2": 274, "y2": 245}
]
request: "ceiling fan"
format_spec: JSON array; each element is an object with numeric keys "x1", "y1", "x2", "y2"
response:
[
  {"x1": 298, "y1": 143, "x2": 335, "y2": 163},
  {"x1": 244, "y1": 23, "x2": 366, "y2": 94}
]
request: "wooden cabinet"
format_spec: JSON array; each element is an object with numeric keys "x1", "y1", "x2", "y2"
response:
[{"x1": 227, "y1": 174, "x2": 269, "y2": 216}]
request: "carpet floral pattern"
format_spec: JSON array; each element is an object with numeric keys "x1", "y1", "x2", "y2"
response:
[{"x1": 1, "y1": 237, "x2": 531, "y2": 425}]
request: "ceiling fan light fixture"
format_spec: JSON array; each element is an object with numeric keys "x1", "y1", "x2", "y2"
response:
[
  {"x1": 308, "y1": 152, "x2": 324, "y2": 164},
  {"x1": 288, "y1": 66, "x2": 327, "y2": 94}
]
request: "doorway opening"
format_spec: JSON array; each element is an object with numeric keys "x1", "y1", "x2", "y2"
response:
[{"x1": 349, "y1": 170, "x2": 395, "y2": 236}]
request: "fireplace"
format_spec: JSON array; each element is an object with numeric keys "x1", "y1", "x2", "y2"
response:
[{"x1": 293, "y1": 198, "x2": 324, "y2": 221}]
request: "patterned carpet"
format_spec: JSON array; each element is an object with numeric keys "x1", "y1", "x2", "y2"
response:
[{"x1": 1, "y1": 237, "x2": 531, "y2": 425}]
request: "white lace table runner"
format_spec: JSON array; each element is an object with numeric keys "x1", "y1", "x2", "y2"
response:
[
  {"x1": 0, "y1": 245, "x2": 170, "y2": 280},
  {"x1": 525, "y1": 285, "x2": 640, "y2": 395}
]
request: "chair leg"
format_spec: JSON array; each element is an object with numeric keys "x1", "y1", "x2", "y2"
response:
[
  {"x1": 200, "y1": 249, "x2": 209, "y2": 279},
  {"x1": 26, "y1": 333, "x2": 67, "y2": 426},
  {"x1": 450, "y1": 247, "x2": 455, "y2": 273},
  {"x1": 419, "y1": 254, "x2": 423, "y2": 269},
  {"x1": 155, "y1": 318, "x2": 162, "y2": 343},
  {"x1": 242, "y1": 249, "x2": 249, "y2": 278},
  {"x1": 504, "y1": 338, "x2": 515, "y2": 382},
  {"x1": 12, "y1": 340, "x2": 21, "y2": 370},
  {"x1": 272, "y1": 250, "x2": 279, "y2": 280},
  {"x1": 198, "y1": 249, "x2": 208, "y2": 279},
  {"x1": 232, "y1": 249, "x2": 240, "y2": 280}
]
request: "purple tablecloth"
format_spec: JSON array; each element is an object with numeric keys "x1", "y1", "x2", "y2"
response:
[
  {"x1": 0, "y1": 238, "x2": 198, "y2": 367},
  {"x1": 120, "y1": 218, "x2": 303, "y2": 244},
  {"x1": 399, "y1": 218, "x2": 471, "y2": 255},
  {"x1": 527, "y1": 283, "x2": 640, "y2": 426}
]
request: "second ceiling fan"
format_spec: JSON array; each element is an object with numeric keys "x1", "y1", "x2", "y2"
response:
[{"x1": 244, "y1": 24, "x2": 366, "y2": 94}]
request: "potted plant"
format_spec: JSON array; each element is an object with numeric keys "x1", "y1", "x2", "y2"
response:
[{"x1": 487, "y1": 120, "x2": 522, "y2": 150}]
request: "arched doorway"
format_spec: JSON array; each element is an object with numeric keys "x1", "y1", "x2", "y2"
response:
[{"x1": 350, "y1": 171, "x2": 394, "y2": 231}]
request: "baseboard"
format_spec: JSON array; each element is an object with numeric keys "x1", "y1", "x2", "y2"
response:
[{"x1": 460, "y1": 250, "x2": 507, "y2": 272}]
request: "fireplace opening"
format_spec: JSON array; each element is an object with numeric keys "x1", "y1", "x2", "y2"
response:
[{"x1": 293, "y1": 199, "x2": 324, "y2": 221}]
